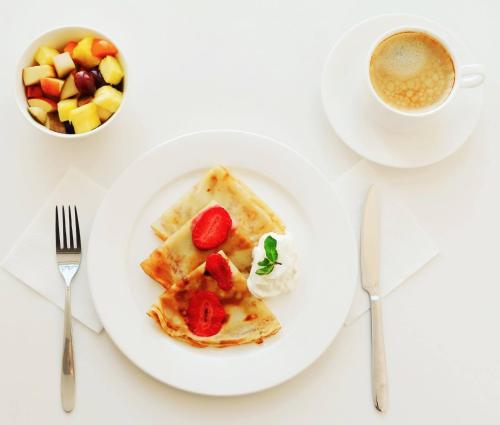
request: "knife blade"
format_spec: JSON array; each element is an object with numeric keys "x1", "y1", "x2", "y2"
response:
[
  {"x1": 361, "y1": 185, "x2": 380, "y2": 295},
  {"x1": 360, "y1": 185, "x2": 388, "y2": 413}
]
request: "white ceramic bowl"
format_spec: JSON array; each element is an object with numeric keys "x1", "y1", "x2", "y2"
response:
[{"x1": 16, "y1": 26, "x2": 127, "y2": 139}]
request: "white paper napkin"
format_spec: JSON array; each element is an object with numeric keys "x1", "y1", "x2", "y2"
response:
[
  {"x1": 334, "y1": 160, "x2": 439, "y2": 325},
  {"x1": 1, "y1": 167, "x2": 105, "y2": 333}
]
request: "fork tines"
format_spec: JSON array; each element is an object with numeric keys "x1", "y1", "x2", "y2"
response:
[{"x1": 55, "y1": 206, "x2": 81, "y2": 253}]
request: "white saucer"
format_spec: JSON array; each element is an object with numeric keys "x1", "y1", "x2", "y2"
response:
[{"x1": 321, "y1": 14, "x2": 484, "y2": 168}]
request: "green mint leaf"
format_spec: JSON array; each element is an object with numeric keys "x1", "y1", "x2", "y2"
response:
[
  {"x1": 256, "y1": 264, "x2": 275, "y2": 275},
  {"x1": 258, "y1": 258, "x2": 271, "y2": 267},
  {"x1": 264, "y1": 236, "x2": 278, "y2": 263}
]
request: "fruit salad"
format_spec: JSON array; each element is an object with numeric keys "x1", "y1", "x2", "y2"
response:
[{"x1": 22, "y1": 36, "x2": 124, "y2": 135}]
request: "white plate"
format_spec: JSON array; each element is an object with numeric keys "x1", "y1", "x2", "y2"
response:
[
  {"x1": 322, "y1": 14, "x2": 484, "y2": 168},
  {"x1": 88, "y1": 130, "x2": 357, "y2": 396}
]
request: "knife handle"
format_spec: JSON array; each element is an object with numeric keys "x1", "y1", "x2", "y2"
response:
[{"x1": 369, "y1": 295, "x2": 388, "y2": 412}]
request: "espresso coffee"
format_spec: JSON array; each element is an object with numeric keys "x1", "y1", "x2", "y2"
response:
[{"x1": 369, "y1": 31, "x2": 455, "y2": 112}]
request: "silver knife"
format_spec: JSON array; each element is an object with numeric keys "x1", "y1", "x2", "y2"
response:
[{"x1": 361, "y1": 185, "x2": 388, "y2": 412}]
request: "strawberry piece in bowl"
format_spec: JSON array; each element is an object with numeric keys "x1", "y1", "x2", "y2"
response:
[
  {"x1": 191, "y1": 205, "x2": 232, "y2": 250},
  {"x1": 206, "y1": 253, "x2": 233, "y2": 290},
  {"x1": 187, "y1": 290, "x2": 226, "y2": 337}
]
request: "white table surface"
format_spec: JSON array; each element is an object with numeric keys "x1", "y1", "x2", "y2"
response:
[{"x1": 1, "y1": 1, "x2": 499, "y2": 423}]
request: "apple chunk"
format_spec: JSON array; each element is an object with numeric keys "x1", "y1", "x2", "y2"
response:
[
  {"x1": 28, "y1": 97, "x2": 57, "y2": 113},
  {"x1": 28, "y1": 106, "x2": 47, "y2": 125},
  {"x1": 40, "y1": 77, "x2": 65, "y2": 98},
  {"x1": 26, "y1": 85, "x2": 43, "y2": 98},
  {"x1": 60, "y1": 73, "x2": 79, "y2": 99},
  {"x1": 53, "y1": 52, "x2": 76, "y2": 78},
  {"x1": 22, "y1": 65, "x2": 55, "y2": 86}
]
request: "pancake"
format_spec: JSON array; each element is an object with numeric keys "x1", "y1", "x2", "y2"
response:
[
  {"x1": 152, "y1": 166, "x2": 285, "y2": 242},
  {"x1": 141, "y1": 201, "x2": 254, "y2": 290},
  {"x1": 148, "y1": 252, "x2": 281, "y2": 348}
]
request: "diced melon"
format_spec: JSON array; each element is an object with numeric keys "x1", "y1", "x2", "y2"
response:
[
  {"x1": 57, "y1": 99, "x2": 78, "y2": 122},
  {"x1": 34, "y1": 46, "x2": 60, "y2": 65},
  {"x1": 28, "y1": 106, "x2": 47, "y2": 125},
  {"x1": 92, "y1": 85, "x2": 123, "y2": 113},
  {"x1": 60, "y1": 73, "x2": 79, "y2": 99},
  {"x1": 22, "y1": 65, "x2": 56, "y2": 86},
  {"x1": 69, "y1": 103, "x2": 100, "y2": 133},
  {"x1": 72, "y1": 37, "x2": 100, "y2": 68},
  {"x1": 97, "y1": 106, "x2": 113, "y2": 122},
  {"x1": 99, "y1": 56, "x2": 124, "y2": 85}
]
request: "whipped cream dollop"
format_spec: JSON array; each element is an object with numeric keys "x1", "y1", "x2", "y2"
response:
[{"x1": 247, "y1": 232, "x2": 299, "y2": 298}]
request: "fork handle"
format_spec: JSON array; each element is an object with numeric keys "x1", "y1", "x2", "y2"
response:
[
  {"x1": 369, "y1": 296, "x2": 388, "y2": 412},
  {"x1": 61, "y1": 285, "x2": 75, "y2": 412}
]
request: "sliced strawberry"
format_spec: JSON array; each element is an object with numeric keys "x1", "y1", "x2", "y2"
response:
[
  {"x1": 206, "y1": 253, "x2": 233, "y2": 290},
  {"x1": 91, "y1": 39, "x2": 118, "y2": 58},
  {"x1": 26, "y1": 85, "x2": 43, "y2": 98},
  {"x1": 187, "y1": 290, "x2": 226, "y2": 337},
  {"x1": 63, "y1": 41, "x2": 77, "y2": 56},
  {"x1": 191, "y1": 205, "x2": 232, "y2": 250}
]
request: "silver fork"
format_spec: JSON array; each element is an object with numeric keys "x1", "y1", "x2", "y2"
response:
[{"x1": 55, "y1": 206, "x2": 81, "y2": 413}]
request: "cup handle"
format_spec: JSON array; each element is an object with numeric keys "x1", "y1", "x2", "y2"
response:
[{"x1": 460, "y1": 64, "x2": 485, "y2": 88}]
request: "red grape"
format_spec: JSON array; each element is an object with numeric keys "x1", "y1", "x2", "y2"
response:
[
  {"x1": 89, "y1": 68, "x2": 106, "y2": 88},
  {"x1": 74, "y1": 70, "x2": 96, "y2": 96}
]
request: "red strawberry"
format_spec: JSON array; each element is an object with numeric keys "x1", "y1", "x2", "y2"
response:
[
  {"x1": 187, "y1": 290, "x2": 226, "y2": 337},
  {"x1": 206, "y1": 253, "x2": 233, "y2": 290},
  {"x1": 191, "y1": 205, "x2": 232, "y2": 250}
]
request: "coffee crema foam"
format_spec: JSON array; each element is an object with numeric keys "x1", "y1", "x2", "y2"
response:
[{"x1": 369, "y1": 31, "x2": 455, "y2": 112}]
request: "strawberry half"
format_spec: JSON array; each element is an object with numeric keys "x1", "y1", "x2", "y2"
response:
[
  {"x1": 191, "y1": 205, "x2": 232, "y2": 250},
  {"x1": 187, "y1": 290, "x2": 226, "y2": 337},
  {"x1": 206, "y1": 253, "x2": 233, "y2": 290}
]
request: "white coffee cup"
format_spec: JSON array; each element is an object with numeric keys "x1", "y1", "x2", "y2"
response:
[{"x1": 365, "y1": 26, "x2": 485, "y2": 131}]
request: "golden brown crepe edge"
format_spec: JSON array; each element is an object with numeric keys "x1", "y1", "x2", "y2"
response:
[
  {"x1": 147, "y1": 252, "x2": 281, "y2": 348},
  {"x1": 151, "y1": 166, "x2": 285, "y2": 240}
]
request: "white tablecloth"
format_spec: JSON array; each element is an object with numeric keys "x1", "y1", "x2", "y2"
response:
[{"x1": 1, "y1": 1, "x2": 498, "y2": 423}]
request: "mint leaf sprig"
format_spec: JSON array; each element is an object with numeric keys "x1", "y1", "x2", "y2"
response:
[{"x1": 256, "y1": 236, "x2": 282, "y2": 275}]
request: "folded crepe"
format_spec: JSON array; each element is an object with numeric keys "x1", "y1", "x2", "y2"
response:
[
  {"x1": 141, "y1": 201, "x2": 254, "y2": 290},
  {"x1": 148, "y1": 252, "x2": 281, "y2": 348},
  {"x1": 152, "y1": 166, "x2": 285, "y2": 242}
]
